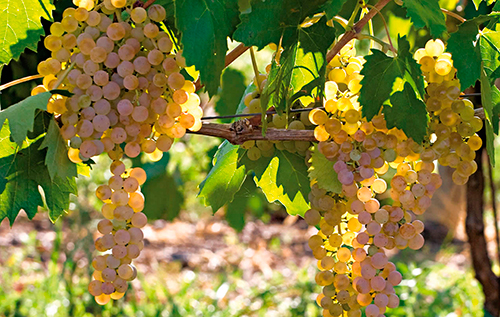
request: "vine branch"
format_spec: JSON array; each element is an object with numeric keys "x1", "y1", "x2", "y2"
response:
[
  {"x1": 189, "y1": 106, "x2": 489, "y2": 144},
  {"x1": 188, "y1": 123, "x2": 315, "y2": 144},
  {"x1": 143, "y1": 0, "x2": 156, "y2": 9},
  {"x1": 487, "y1": 154, "x2": 500, "y2": 268},
  {"x1": 441, "y1": 8, "x2": 466, "y2": 23},
  {"x1": 326, "y1": 0, "x2": 392, "y2": 63},
  {"x1": 0, "y1": 74, "x2": 43, "y2": 92}
]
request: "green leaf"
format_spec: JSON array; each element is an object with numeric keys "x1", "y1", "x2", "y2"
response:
[
  {"x1": 0, "y1": 122, "x2": 42, "y2": 223},
  {"x1": 447, "y1": 14, "x2": 500, "y2": 90},
  {"x1": 261, "y1": 17, "x2": 336, "y2": 115},
  {"x1": 322, "y1": 0, "x2": 349, "y2": 20},
  {"x1": 402, "y1": 0, "x2": 447, "y2": 38},
  {"x1": 491, "y1": 84, "x2": 500, "y2": 134},
  {"x1": 253, "y1": 150, "x2": 310, "y2": 216},
  {"x1": 39, "y1": 118, "x2": 77, "y2": 180},
  {"x1": 308, "y1": 146, "x2": 341, "y2": 194},
  {"x1": 0, "y1": 91, "x2": 51, "y2": 145},
  {"x1": 0, "y1": 0, "x2": 55, "y2": 66},
  {"x1": 225, "y1": 177, "x2": 257, "y2": 231},
  {"x1": 479, "y1": 30, "x2": 500, "y2": 78},
  {"x1": 359, "y1": 36, "x2": 424, "y2": 121},
  {"x1": 200, "y1": 139, "x2": 310, "y2": 216},
  {"x1": 36, "y1": 171, "x2": 77, "y2": 222},
  {"x1": 383, "y1": 82, "x2": 429, "y2": 143},
  {"x1": 175, "y1": 0, "x2": 240, "y2": 96},
  {"x1": 233, "y1": 0, "x2": 328, "y2": 50},
  {"x1": 0, "y1": 123, "x2": 76, "y2": 224},
  {"x1": 215, "y1": 68, "x2": 247, "y2": 122},
  {"x1": 198, "y1": 142, "x2": 248, "y2": 213},
  {"x1": 480, "y1": 66, "x2": 496, "y2": 165},
  {"x1": 143, "y1": 170, "x2": 183, "y2": 221},
  {"x1": 473, "y1": 0, "x2": 482, "y2": 9}
]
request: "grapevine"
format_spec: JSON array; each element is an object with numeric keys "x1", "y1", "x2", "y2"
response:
[{"x1": 1, "y1": 0, "x2": 500, "y2": 315}]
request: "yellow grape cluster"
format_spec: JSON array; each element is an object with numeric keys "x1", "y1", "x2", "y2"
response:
[
  {"x1": 31, "y1": 0, "x2": 206, "y2": 304},
  {"x1": 241, "y1": 68, "x2": 314, "y2": 160},
  {"x1": 414, "y1": 39, "x2": 482, "y2": 185},
  {"x1": 32, "y1": 0, "x2": 203, "y2": 164},
  {"x1": 304, "y1": 40, "x2": 461, "y2": 317},
  {"x1": 90, "y1": 166, "x2": 147, "y2": 304}
]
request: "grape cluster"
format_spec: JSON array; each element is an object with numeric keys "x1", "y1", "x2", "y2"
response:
[
  {"x1": 32, "y1": 0, "x2": 203, "y2": 164},
  {"x1": 414, "y1": 39, "x2": 482, "y2": 185},
  {"x1": 303, "y1": 40, "x2": 479, "y2": 316},
  {"x1": 89, "y1": 166, "x2": 147, "y2": 304},
  {"x1": 240, "y1": 69, "x2": 314, "y2": 160},
  {"x1": 32, "y1": 0, "x2": 205, "y2": 304}
]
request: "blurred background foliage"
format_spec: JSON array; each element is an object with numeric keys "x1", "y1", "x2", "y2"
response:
[{"x1": 0, "y1": 0, "x2": 498, "y2": 316}]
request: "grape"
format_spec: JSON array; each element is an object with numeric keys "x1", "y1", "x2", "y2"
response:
[
  {"x1": 124, "y1": 142, "x2": 141, "y2": 158},
  {"x1": 123, "y1": 177, "x2": 139, "y2": 193},
  {"x1": 131, "y1": 7, "x2": 147, "y2": 23},
  {"x1": 158, "y1": 37, "x2": 173, "y2": 53},
  {"x1": 131, "y1": 212, "x2": 147, "y2": 228},
  {"x1": 148, "y1": 4, "x2": 166, "y2": 22},
  {"x1": 144, "y1": 23, "x2": 160, "y2": 38},
  {"x1": 107, "y1": 23, "x2": 126, "y2": 41},
  {"x1": 97, "y1": 220, "x2": 113, "y2": 236},
  {"x1": 89, "y1": 280, "x2": 103, "y2": 296},
  {"x1": 105, "y1": 52, "x2": 121, "y2": 69},
  {"x1": 101, "y1": 268, "x2": 117, "y2": 282},
  {"x1": 103, "y1": 82, "x2": 121, "y2": 100},
  {"x1": 114, "y1": 229, "x2": 131, "y2": 245}
]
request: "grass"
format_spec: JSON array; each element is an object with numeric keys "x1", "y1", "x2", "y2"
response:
[{"x1": 0, "y1": 216, "x2": 485, "y2": 317}]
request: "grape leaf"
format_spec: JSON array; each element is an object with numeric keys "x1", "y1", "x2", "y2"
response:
[
  {"x1": 401, "y1": 0, "x2": 447, "y2": 38},
  {"x1": 480, "y1": 66, "x2": 496, "y2": 166},
  {"x1": 39, "y1": 118, "x2": 77, "y2": 181},
  {"x1": 215, "y1": 68, "x2": 247, "y2": 122},
  {"x1": 0, "y1": 122, "x2": 42, "y2": 223},
  {"x1": 198, "y1": 142, "x2": 248, "y2": 212},
  {"x1": 225, "y1": 193, "x2": 247, "y2": 231},
  {"x1": 0, "y1": 0, "x2": 55, "y2": 66},
  {"x1": 359, "y1": 36, "x2": 424, "y2": 121},
  {"x1": 308, "y1": 146, "x2": 341, "y2": 194},
  {"x1": 479, "y1": 31, "x2": 500, "y2": 78},
  {"x1": 253, "y1": 150, "x2": 310, "y2": 216},
  {"x1": 233, "y1": 0, "x2": 328, "y2": 50},
  {"x1": 491, "y1": 84, "x2": 500, "y2": 134},
  {"x1": 447, "y1": 14, "x2": 500, "y2": 90},
  {"x1": 0, "y1": 91, "x2": 52, "y2": 145},
  {"x1": 261, "y1": 17, "x2": 336, "y2": 115},
  {"x1": 199, "y1": 140, "x2": 310, "y2": 216},
  {"x1": 322, "y1": 0, "x2": 349, "y2": 20},
  {"x1": 383, "y1": 82, "x2": 429, "y2": 143},
  {"x1": 175, "y1": 0, "x2": 240, "y2": 96},
  {"x1": 143, "y1": 170, "x2": 183, "y2": 221},
  {"x1": 0, "y1": 123, "x2": 76, "y2": 224},
  {"x1": 225, "y1": 177, "x2": 257, "y2": 231},
  {"x1": 35, "y1": 167, "x2": 77, "y2": 222}
]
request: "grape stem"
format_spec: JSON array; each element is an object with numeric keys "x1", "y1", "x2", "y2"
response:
[
  {"x1": 0, "y1": 74, "x2": 43, "y2": 92},
  {"x1": 365, "y1": 4, "x2": 396, "y2": 54},
  {"x1": 441, "y1": 8, "x2": 466, "y2": 23},
  {"x1": 326, "y1": 0, "x2": 392, "y2": 63},
  {"x1": 249, "y1": 47, "x2": 261, "y2": 93},
  {"x1": 53, "y1": 61, "x2": 77, "y2": 89},
  {"x1": 143, "y1": 0, "x2": 156, "y2": 9}
]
